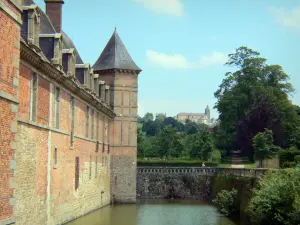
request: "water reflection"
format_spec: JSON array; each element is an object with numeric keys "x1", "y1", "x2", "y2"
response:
[{"x1": 65, "y1": 200, "x2": 239, "y2": 225}]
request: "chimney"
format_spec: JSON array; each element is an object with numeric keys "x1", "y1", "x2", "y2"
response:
[{"x1": 45, "y1": 0, "x2": 64, "y2": 33}]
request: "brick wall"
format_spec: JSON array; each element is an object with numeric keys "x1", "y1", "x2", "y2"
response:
[
  {"x1": 15, "y1": 60, "x2": 112, "y2": 224},
  {"x1": 0, "y1": 1, "x2": 22, "y2": 224}
]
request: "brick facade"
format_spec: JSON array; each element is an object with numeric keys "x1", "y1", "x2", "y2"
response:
[
  {"x1": 0, "y1": 0, "x2": 22, "y2": 224},
  {"x1": 0, "y1": 1, "x2": 141, "y2": 224}
]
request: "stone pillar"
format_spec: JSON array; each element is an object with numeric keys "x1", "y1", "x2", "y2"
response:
[
  {"x1": 99, "y1": 80, "x2": 105, "y2": 101},
  {"x1": 105, "y1": 85, "x2": 110, "y2": 106}
]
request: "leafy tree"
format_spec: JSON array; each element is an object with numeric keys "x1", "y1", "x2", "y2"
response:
[
  {"x1": 142, "y1": 119, "x2": 162, "y2": 136},
  {"x1": 214, "y1": 46, "x2": 299, "y2": 159},
  {"x1": 247, "y1": 169, "x2": 300, "y2": 225},
  {"x1": 212, "y1": 149, "x2": 222, "y2": 163},
  {"x1": 143, "y1": 112, "x2": 154, "y2": 122},
  {"x1": 252, "y1": 129, "x2": 276, "y2": 168},
  {"x1": 184, "y1": 119, "x2": 199, "y2": 135},
  {"x1": 163, "y1": 117, "x2": 184, "y2": 132},
  {"x1": 191, "y1": 130, "x2": 214, "y2": 160},
  {"x1": 156, "y1": 125, "x2": 177, "y2": 159},
  {"x1": 137, "y1": 127, "x2": 145, "y2": 158}
]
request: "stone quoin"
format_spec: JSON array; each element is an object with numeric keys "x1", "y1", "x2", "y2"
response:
[{"x1": 0, "y1": 0, "x2": 141, "y2": 224}]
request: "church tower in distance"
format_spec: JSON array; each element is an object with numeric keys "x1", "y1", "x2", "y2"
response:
[
  {"x1": 205, "y1": 105, "x2": 210, "y2": 121},
  {"x1": 93, "y1": 28, "x2": 141, "y2": 203}
]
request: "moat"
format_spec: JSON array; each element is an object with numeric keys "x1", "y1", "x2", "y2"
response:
[{"x1": 65, "y1": 200, "x2": 241, "y2": 225}]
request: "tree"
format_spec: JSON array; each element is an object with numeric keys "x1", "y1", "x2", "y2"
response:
[
  {"x1": 214, "y1": 46, "x2": 299, "y2": 159},
  {"x1": 156, "y1": 125, "x2": 177, "y2": 159},
  {"x1": 184, "y1": 119, "x2": 199, "y2": 135},
  {"x1": 137, "y1": 127, "x2": 145, "y2": 158},
  {"x1": 252, "y1": 129, "x2": 276, "y2": 168},
  {"x1": 143, "y1": 112, "x2": 154, "y2": 122},
  {"x1": 191, "y1": 130, "x2": 214, "y2": 160}
]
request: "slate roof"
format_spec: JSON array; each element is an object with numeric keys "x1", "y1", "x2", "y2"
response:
[
  {"x1": 62, "y1": 32, "x2": 84, "y2": 64},
  {"x1": 23, "y1": 0, "x2": 34, "y2": 6},
  {"x1": 39, "y1": 9, "x2": 56, "y2": 34},
  {"x1": 92, "y1": 29, "x2": 141, "y2": 72}
]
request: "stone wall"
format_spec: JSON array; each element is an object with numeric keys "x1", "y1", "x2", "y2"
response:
[{"x1": 136, "y1": 167, "x2": 269, "y2": 200}]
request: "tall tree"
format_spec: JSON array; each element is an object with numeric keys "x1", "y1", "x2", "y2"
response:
[{"x1": 214, "y1": 46, "x2": 299, "y2": 159}]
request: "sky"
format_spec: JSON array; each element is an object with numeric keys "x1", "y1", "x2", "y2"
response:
[{"x1": 34, "y1": 0, "x2": 300, "y2": 119}]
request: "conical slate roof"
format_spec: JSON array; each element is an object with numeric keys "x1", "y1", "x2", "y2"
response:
[{"x1": 92, "y1": 29, "x2": 141, "y2": 72}]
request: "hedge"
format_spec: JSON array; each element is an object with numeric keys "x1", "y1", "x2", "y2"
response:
[
  {"x1": 137, "y1": 159, "x2": 218, "y2": 167},
  {"x1": 278, "y1": 148, "x2": 300, "y2": 167}
]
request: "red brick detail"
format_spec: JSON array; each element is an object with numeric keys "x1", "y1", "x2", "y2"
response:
[
  {"x1": 37, "y1": 77, "x2": 50, "y2": 126},
  {"x1": 0, "y1": 99, "x2": 16, "y2": 220},
  {"x1": 59, "y1": 90, "x2": 70, "y2": 131},
  {"x1": 19, "y1": 64, "x2": 31, "y2": 121}
]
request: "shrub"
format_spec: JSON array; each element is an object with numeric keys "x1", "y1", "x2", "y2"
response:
[
  {"x1": 295, "y1": 155, "x2": 300, "y2": 163},
  {"x1": 212, "y1": 149, "x2": 222, "y2": 163},
  {"x1": 212, "y1": 188, "x2": 238, "y2": 216},
  {"x1": 282, "y1": 161, "x2": 297, "y2": 168},
  {"x1": 278, "y1": 146, "x2": 300, "y2": 167},
  {"x1": 247, "y1": 169, "x2": 300, "y2": 225}
]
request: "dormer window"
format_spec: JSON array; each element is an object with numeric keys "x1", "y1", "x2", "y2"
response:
[
  {"x1": 22, "y1": 5, "x2": 40, "y2": 50},
  {"x1": 62, "y1": 48, "x2": 76, "y2": 77}
]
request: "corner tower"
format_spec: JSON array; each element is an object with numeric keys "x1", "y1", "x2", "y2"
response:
[{"x1": 93, "y1": 29, "x2": 141, "y2": 203}]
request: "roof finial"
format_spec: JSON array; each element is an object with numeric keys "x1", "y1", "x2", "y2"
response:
[{"x1": 115, "y1": 25, "x2": 117, "y2": 31}]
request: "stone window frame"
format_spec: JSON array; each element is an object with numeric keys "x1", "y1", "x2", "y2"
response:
[
  {"x1": 102, "y1": 116, "x2": 106, "y2": 153},
  {"x1": 70, "y1": 96, "x2": 75, "y2": 148},
  {"x1": 54, "y1": 86, "x2": 60, "y2": 129},
  {"x1": 62, "y1": 48, "x2": 76, "y2": 77},
  {"x1": 91, "y1": 109, "x2": 95, "y2": 139},
  {"x1": 96, "y1": 112, "x2": 100, "y2": 142},
  {"x1": 95, "y1": 156, "x2": 98, "y2": 177},
  {"x1": 52, "y1": 36, "x2": 63, "y2": 67},
  {"x1": 30, "y1": 73, "x2": 38, "y2": 122},
  {"x1": 24, "y1": 5, "x2": 40, "y2": 50},
  {"x1": 85, "y1": 106, "x2": 90, "y2": 138},
  {"x1": 94, "y1": 74, "x2": 99, "y2": 97},
  {"x1": 89, "y1": 155, "x2": 92, "y2": 180},
  {"x1": 53, "y1": 146, "x2": 58, "y2": 169},
  {"x1": 75, "y1": 157, "x2": 80, "y2": 190}
]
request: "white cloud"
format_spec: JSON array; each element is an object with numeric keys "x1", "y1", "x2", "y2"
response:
[
  {"x1": 146, "y1": 50, "x2": 228, "y2": 70},
  {"x1": 132, "y1": 0, "x2": 184, "y2": 17},
  {"x1": 268, "y1": 6, "x2": 300, "y2": 32}
]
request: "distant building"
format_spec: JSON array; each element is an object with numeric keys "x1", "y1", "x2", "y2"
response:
[
  {"x1": 156, "y1": 113, "x2": 167, "y2": 120},
  {"x1": 177, "y1": 106, "x2": 211, "y2": 124}
]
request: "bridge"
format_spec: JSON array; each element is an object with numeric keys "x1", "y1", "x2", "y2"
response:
[{"x1": 136, "y1": 167, "x2": 271, "y2": 200}]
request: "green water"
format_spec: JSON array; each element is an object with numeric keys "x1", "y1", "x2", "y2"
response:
[{"x1": 66, "y1": 200, "x2": 241, "y2": 225}]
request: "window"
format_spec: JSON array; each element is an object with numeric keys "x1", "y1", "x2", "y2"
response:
[
  {"x1": 30, "y1": 73, "x2": 38, "y2": 122},
  {"x1": 75, "y1": 157, "x2": 80, "y2": 190},
  {"x1": 70, "y1": 96, "x2": 75, "y2": 147},
  {"x1": 89, "y1": 155, "x2": 92, "y2": 179},
  {"x1": 86, "y1": 106, "x2": 90, "y2": 138},
  {"x1": 91, "y1": 109, "x2": 94, "y2": 139},
  {"x1": 54, "y1": 147, "x2": 58, "y2": 168},
  {"x1": 102, "y1": 117, "x2": 105, "y2": 153},
  {"x1": 95, "y1": 156, "x2": 98, "y2": 177},
  {"x1": 54, "y1": 87, "x2": 60, "y2": 129},
  {"x1": 96, "y1": 112, "x2": 99, "y2": 141}
]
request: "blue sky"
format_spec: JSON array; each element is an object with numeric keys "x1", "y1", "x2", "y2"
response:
[{"x1": 35, "y1": 0, "x2": 300, "y2": 119}]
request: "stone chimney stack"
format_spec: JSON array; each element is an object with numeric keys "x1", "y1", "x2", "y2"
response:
[{"x1": 45, "y1": 0, "x2": 64, "y2": 33}]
